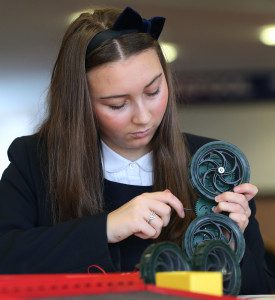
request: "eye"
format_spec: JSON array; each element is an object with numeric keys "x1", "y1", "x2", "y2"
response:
[
  {"x1": 147, "y1": 88, "x2": 160, "y2": 97},
  {"x1": 109, "y1": 103, "x2": 126, "y2": 110}
]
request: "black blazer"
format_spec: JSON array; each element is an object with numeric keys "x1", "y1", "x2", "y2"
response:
[{"x1": 0, "y1": 133, "x2": 272, "y2": 294}]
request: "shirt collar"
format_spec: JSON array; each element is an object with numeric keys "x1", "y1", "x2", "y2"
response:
[{"x1": 101, "y1": 140, "x2": 153, "y2": 173}]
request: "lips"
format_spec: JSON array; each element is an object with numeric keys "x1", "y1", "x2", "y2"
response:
[{"x1": 131, "y1": 128, "x2": 151, "y2": 138}]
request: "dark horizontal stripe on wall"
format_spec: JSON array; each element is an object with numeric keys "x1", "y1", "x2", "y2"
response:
[{"x1": 176, "y1": 70, "x2": 275, "y2": 104}]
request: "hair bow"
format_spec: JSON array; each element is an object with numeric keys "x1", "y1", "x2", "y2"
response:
[
  {"x1": 113, "y1": 7, "x2": 165, "y2": 40},
  {"x1": 86, "y1": 7, "x2": 165, "y2": 55}
]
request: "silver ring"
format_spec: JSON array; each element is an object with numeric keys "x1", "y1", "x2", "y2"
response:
[{"x1": 147, "y1": 211, "x2": 156, "y2": 224}]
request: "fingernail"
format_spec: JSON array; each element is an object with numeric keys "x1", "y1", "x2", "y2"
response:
[
  {"x1": 215, "y1": 196, "x2": 219, "y2": 202},
  {"x1": 212, "y1": 206, "x2": 216, "y2": 213}
]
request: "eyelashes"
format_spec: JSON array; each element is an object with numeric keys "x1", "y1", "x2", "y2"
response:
[
  {"x1": 147, "y1": 88, "x2": 160, "y2": 97},
  {"x1": 109, "y1": 104, "x2": 126, "y2": 110},
  {"x1": 109, "y1": 88, "x2": 161, "y2": 110}
]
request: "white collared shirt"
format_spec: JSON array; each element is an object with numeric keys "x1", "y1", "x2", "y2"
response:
[{"x1": 101, "y1": 141, "x2": 153, "y2": 186}]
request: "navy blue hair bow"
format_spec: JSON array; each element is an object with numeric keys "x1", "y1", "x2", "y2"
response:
[
  {"x1": 86, "y1": 7, "x2": 165, "y2": 55},
  {"x1": 113, "y1": 7, "x2": 165, "y2": 40}
]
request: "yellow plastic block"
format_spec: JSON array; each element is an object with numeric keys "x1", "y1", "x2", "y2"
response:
[{"x1": 156, "y1": 271, "x2": 223, "y2": 296}]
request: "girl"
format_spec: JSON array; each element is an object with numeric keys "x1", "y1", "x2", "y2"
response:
[{"x1": 0, "y1": 6, "x2": 272, "y2": 294}]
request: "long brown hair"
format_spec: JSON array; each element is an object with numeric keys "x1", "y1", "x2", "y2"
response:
[{"x1": 38, "y1": 8, "x2": 196, "y2": 245}]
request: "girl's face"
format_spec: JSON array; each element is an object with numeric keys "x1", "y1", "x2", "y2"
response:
[{"x1": 87, "y1": 48, "x2": 168, "y2": 160}]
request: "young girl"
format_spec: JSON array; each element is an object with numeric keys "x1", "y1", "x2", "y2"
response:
[{"x1": 0, "y1": 6, "x2": 272, "y2": 294}]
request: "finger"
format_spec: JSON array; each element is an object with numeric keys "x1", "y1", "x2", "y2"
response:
[
  {"x1": 146, "y1": 214, "x2": 164, "y2": 238},
  {"x1": 215, "y1": 192, "x2": 249, "y2": 213},
  {"x1": 213, "y1": 201, "x2": 245, "y2": 214},
  {"x1": 233, "y1": 183, "x2": 258, "y2": 201},
  {"x1": 147, "y1": 200, "x2": 171, "y2": 226},
  {"x1": 213, "y1": 202, "x2": 251, "y2": 218},
  {"x1": 134, "y1": 220, "x2": 157, "y2": 239},
  {"x1": 228, "y1": 212, "x2": 249, "y2": 232},
  {"x1": 154, "y1": 189, "x2": 184, "y2": 218}
]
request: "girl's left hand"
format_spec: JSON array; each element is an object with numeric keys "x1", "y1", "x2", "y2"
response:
[{"x1": 212, "y1": 183, "x2": 258, "y2": 232}]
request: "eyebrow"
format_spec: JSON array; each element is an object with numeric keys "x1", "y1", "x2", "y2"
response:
[{"x1": 99, "y1": 73, "x2": 162, "y2": 100}]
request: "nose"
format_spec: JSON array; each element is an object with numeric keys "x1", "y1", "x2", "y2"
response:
[{"x1": 132, "y1": 101, "x2": 151, "y2": 125}]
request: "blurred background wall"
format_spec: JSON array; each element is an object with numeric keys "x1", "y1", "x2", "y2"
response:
[{"x1": 0, "y1": 0, "x2": 274, "y2": 246}]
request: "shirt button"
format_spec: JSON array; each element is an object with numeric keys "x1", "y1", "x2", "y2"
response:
[{"x1": 129, "y1": 163, "x2": 136, "y2": 169}]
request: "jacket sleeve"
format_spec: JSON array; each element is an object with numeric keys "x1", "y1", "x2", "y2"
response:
[
  {"x1": 0, "y1": 137, "x2": 118, "y2": 274},
  {"x1": 240, "y1": 199, "x2": 273, "y2": 294}
]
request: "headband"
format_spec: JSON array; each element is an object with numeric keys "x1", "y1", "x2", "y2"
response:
[{"x1": 86, "y1": 7, "x2": 165, "y2": 55}]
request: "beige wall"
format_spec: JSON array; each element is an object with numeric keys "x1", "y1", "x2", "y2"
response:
[
  {"x1": 178, "y1": 102, "x2": 275, "y2": 196},
  {"x1": 178, "y1": 103, "x2": 275, "y2": 246},
  {"x1": 256, "y1": 197, "x2": 275, "y2": 246}
]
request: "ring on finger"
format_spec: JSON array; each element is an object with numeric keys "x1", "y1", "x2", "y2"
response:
[{"x1": 147, "y1": 211, "x2": 157, "y2": 224}]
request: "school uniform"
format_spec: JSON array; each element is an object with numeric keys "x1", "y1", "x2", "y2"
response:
[{"x1": 0, "y1": 133, "x2": 272, "y2": 294}]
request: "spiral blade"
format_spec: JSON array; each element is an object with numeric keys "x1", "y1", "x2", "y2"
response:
[
  {"x1": 196, "y1": 228, "x2": 217, "y2": 240},
  {"x1": 161, "y1": 252, "x2": 174, "y2": 269},
  {"x1": 202, "y1": 168, "x2": 215, "y2": 187},
  {"x1": 218, "y1": 174, "x2": 240, "y2": 186},
  {"x1": 223, "y1": 156, "x2": 238, "y2": 175},
  {"x1": 212, "y1": 150, "x2": 227, "y2": 167},
  {"x1": 213, "y1": 173, "x2": 227, "y2": 193},
  {"x1": 175, "y1": 255, "x2": 185, "y2": 270},
  {"x1": 156, "y1": 256, "x2": 169, "y2": 271},
  {"x1": 209, "y1": 251, "x2": 223, "y2": 268},
  {"x1": 199, "y1": 158, "x2": 220, "y2": 169}
]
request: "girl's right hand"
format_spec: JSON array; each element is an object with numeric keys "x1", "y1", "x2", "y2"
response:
[{"x1": 106, "y1": 189, "x2": 185, "y2": 243}]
